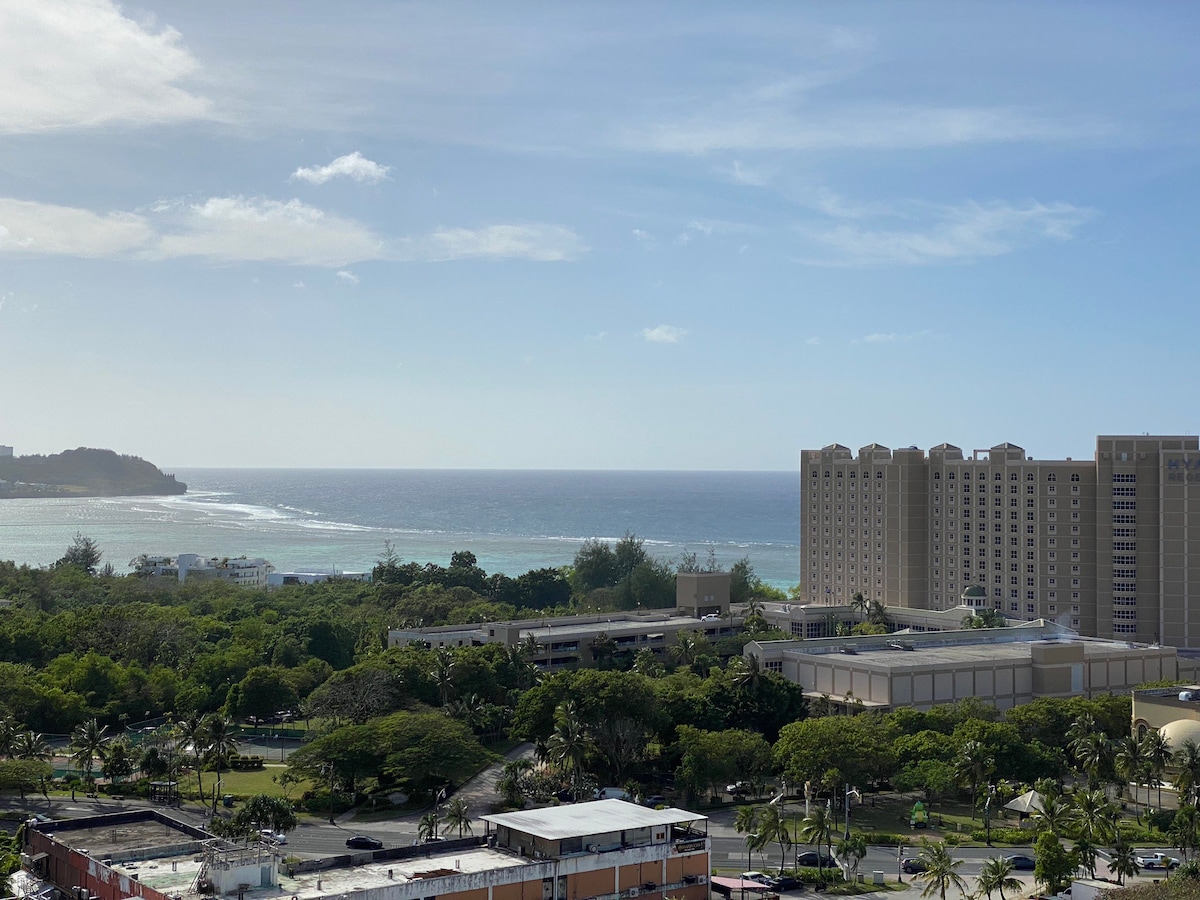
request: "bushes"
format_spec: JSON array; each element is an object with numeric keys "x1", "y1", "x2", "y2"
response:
[
  {"x1": 969, "y1": 826, "x2": 1034, "y2": 845},
  {"x1": 228, "y1": 755, "x2": 265, "y2": 771},
  {"x1": 792, "y1": 868, "x2": 845, "y2": 884}
]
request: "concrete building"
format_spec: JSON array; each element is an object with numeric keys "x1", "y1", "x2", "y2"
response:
[
  {"x1": 744, "y1": 620, "x2": 1198, "y2": 713},
  {"x1": 0, "y1": 444, "x2": 13, "y2": 457},
  {"x1": 267, "y1": 570, "x2": 372, "y2": 588},
  {"x1": 130, "y1": 554, "x2": 275, "y2": 587},
  {"x1": 799, "y1": 435, "x2": 1200, "y2": 646},
  {"x1": 21, "y1": 802, "x2": 709, "y2": 900},
  {"x1": 389, "y1": 573, "x2": 737, "y2": 670}
]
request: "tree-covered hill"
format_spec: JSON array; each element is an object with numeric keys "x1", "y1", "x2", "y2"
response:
[{"x1": 0, "y1": 447, "x2": 186, "y2": 498}]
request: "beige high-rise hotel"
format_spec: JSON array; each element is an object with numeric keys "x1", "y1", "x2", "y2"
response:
[{"x1": 799, "y1": 435, "x2": 1200, "y2": 647}]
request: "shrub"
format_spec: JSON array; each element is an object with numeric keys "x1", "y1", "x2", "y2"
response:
[
  {"x1": 969, "y1": 827, "x2": 1033, "y2": 845},
  {"x1": 792, "y1": 868, "x2": 845, "y2": 884}
]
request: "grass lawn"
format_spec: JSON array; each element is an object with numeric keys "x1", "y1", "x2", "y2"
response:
[{"x1": 191, "y1": 767, "x2": 313, "y2": 801}]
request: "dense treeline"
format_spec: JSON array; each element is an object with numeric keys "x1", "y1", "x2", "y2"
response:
[{"x1": 0, "y1": 447, "x2": 186, "y2": 497}]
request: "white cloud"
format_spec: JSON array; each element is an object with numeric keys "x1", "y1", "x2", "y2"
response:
[
  {"x1": 731, "y1": 160, "x2": 769, "y2": 186},
  {"x1": 292, "y1": 280, "x2": 306, "y2": 289},
  {"x1": 805, "y1": 336, "x2": 822, "y2": 345},
  {"x1": 586, "y1": 331, "x2": 608, "y2": 341},
  {"x1": 632, "y1": 229, "x2": 653, "y2": 241},
  {"x1": 291, "y1": 152, "x2": 391, "y2": 185},
  {"x1": 630, "y1": 104, "x2": 1109, "y2": 155},
  {"x1": 0, "y1": 0, "x2": 213, "y2": 133},
  {"x1": 407, "y1": 225, "x2": 585, "y2": 262},
  {"x1": 856, "y1": 330, "x2": 933, "y2": 344},
  {"x1": 0, "y1": 198, "x2": 155, "y2": 257},
  {"x1": 0, "y1": 195, "x2": 585, "y2": 267},
  {"x1": 800, "y1": 200, "x2": 1095, "y2": 266},
  {"x1": 641, "y1": 325, "x2": 687, "y2": 344},
  {"x1": 337, "y1": 270, "x2": 360, "y2": 285},
  {"x1": 157, "y1": 196, "x2": 387, "y2": 266}
]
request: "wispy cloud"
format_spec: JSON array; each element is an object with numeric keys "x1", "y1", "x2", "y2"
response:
[
  {"x1": 798, "y1": 199, "x2": 1095, "y2": 266},
  {"x1": 641, "y1": 325, "x2": 687, "y2": 344},
  {"x1": 0, "y1": 196, "x2": 585, "y2": 266},
  {"x1": 854, "y1": 330, "x2": 934, "y2": 344},
  {"x1": 805, "y1": 336, "x2": 822, "y2": 345},
  {"x1": 337, "y1": 270, "x2": 359, "y2": 285},
  {"x1": 731, "y1": 160, "x2": 770, "y2": 186},
  {"x1": 0, "y1": 0, "x2": 213, "y2": 133},
  {"x1": 632, "y1": 229, "x2": 653, "y2": 242},
  {"x1": 291, "y1": 152, "x2": 391, "y2": 185}
]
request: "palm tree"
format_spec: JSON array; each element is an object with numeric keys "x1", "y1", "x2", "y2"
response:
[
  {"x1": 1032, "y1": 794, "x2": 1073, "y2": 838},
  {"x1": 589, "y1": 632, "x2": 617, "y2": 668},
  {"x1": 797, "y1": 807, "x2": 835, "y2": 881},
  {"x1": 1144, "y1": 729, "x2": 1172, "y2": 809},
  {"x1": 1176, "y1": 739, "x2": 1200, "y2": 807},
  {"x1": 1115, "y1": 736, "x2": 1149, "y2": 819},
  {"x1": 0, "y1": 715, "x2": 17, "y2": 758},
  {"x1": 734, "y1": 806, "x2": 764, "y2": 874},
  {"x1": 204, "y1": 714, "x2": 239, "y2": 812},
  {"x1": 418, "y1": 811, "x2": 439, "y2": 842},
  {"x1": 496, "y1": 758, "x2": 532, "y2": 808},
  {"x1": 867, "y1": 599, "x2": 889, "y2": 627},
  {"x1": 955, "y1": 740, "x2": 994, "y2": 821},
  {"x1": 1073, "y1": 788, "x2": 1117, "y2": 847},
  {"x1": 977, "y1": 857, "x2": 1022, "y2": 900},
  {"x1": 431, "y1": 648, "x2": 458, "y2": 706},
  {"x1": 1109, "y1": 838, "x2": 1139, "y2": 886},
  {"x1": 545, "y1": 701, "x2": 593, "y2": 801},
  {"x1": 755, "y1": 802, "x2": 792, "y2": 874},
  {"x1": 70, "y1": 718, "x2": 112, "y2": 789},
  {"x1": 12, "y1": 730, "x2": 51, "y2": 761},
  {"x1": 1071, "y1": 732, "x2": 1112, "y2": 790},
  {"x1": 837, "y1": 833, "x2": 868, "y2": 880},
  {"x1": 849, "y1": 592, "x2": 869, "y2": 623},
  {"x1": 915, "y1": 840, "x2": 968, "y2": 900},
  {"x1": 176, "y1": 712, "x2": 207, "y2": 801},
  {"x1": 632, "y1": 648, "x2": 663, "y2": 678},
  {"x1": 1073, "y1": 836, "x2": 1097, "y2": 878},
  {"x1": 670, "y1": 631, "x2": 703, "y2": 668},
  {"x1": 441, "y1": 797, "x2": 472, "y2": 838},
  {"x1": 729, "y1": 655, "x2": 764, "y2": 693}
]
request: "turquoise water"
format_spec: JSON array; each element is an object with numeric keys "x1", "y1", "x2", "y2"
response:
[{"x1": 0, "y1": 468, "x2": 801, "y2": 589}]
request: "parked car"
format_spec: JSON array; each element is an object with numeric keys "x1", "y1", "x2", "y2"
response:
[
  {"x1": 595, "y1": 787, "x2": 631, "y2": 801},
  {"x1": 1135, "y1": 852, "x2": 1180, "y2": 870},
  {"x1": 1004, "y1": 854, "x2": 1035, "y2": 871},
  {"x1": 259, "y1": 829, "x2": 287, "y2": 845},
  {"x1": 346, "y1": 835, "x2": 384, "y2": 850},
  {"x1": 901, "y1": 858, "x2": 928, "y2": 874},
  {"x1": 741, "y1": 872, "x2": 771, "y2": 885},
  {"x1": 795, "y1": 851, "x2": 835, "y2": 867},
  {"x1": 727, "y1": 781, "x2": 752, "y2": 795},
  {"x1": 642, "y1": 795, "x2": 667, "y2": 808},
  {"x1": 768, "y1": 876, "x2": 802, "y2": 892}
]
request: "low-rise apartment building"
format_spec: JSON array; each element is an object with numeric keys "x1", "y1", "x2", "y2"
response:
[
  {"x1": 21, "y1": 802, "x2": 710, "y2": 900},
  {"x1": 130, "y1": 553, "x2": 275, "y2": 586}
]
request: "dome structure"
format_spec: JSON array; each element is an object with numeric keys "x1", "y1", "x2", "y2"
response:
[
  {"x1": 1158, "y1": 718, "x2": 1200, "y2": 750},
  {"x1": 961, "y1": 584, "x2": 988, "y2": 607}
]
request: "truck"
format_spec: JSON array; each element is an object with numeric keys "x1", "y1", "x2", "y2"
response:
[{"x1": 1135, "y1": 852, "x2": 1180, "y2": 870}]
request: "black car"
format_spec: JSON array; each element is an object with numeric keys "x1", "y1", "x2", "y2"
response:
[
  {"x1": 768, "y1": 876, "x2": 802, "y2": 892},
  {"x1": 901, "y1": 858, "x2": 928, "y2": 874},
  {"x1": 346, "y1": 835, "x2": 384, "y2": 850},
  {"x1": 1004, "y1": 855, "x2": 1036, "y2": 871},
  {"x1": 643, "y1": 795, "x2": 668, "y2": 808},
  {"x1": 795, "y1": 851, "x2": 835, "y2": 868}
]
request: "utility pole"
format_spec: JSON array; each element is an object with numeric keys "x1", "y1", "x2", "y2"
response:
[
  {"x1": 326, "y1": 764, "x2": 336, "y2": 825},
  {"x1": 843, "y1": 784, "x2": 860, "y2": 841}
]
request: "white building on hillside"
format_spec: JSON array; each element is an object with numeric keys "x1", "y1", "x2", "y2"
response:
[{"x1": 131, "y1": 554, "x2": 275, "y2": 586}]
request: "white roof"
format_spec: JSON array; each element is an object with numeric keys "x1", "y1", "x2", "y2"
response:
[{"x1": 481, "y1": 799, "x2": 705, "y2": 841}]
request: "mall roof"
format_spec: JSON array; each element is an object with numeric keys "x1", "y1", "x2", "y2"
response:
[{"x1": 481, "y1": 800, "x2": 705, "y2": 841}]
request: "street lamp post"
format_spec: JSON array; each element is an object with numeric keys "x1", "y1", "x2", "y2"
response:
[
  {"x1": 897, "y1": 842, "x2": 904, "y2": 884},
  {"x1": 843, "y1": 784, "x2": 860, "y2": 841},
  {"x1": 984, "y1": 783, "x2": 994, "y2": 847}
]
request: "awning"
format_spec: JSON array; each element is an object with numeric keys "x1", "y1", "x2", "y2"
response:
[{"x1": 1004, "y1": 790, "x2": 1045, "y2": 814}]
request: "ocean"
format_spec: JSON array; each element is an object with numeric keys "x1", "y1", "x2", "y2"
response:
[{"x1": 0, "y1": 469, "x2": 801, "y2": 589}]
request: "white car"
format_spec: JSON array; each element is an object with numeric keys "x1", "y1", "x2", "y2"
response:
[
  {"x1": 1134, "y1": 852, "x2": 1178, "y2": 870},
  {"x1": 259, "y1": 829, "x2": 287, "y2": 845}
]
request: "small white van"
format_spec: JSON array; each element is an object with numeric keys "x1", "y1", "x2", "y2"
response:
[{"x1": 595, "y1": 787, "x2": 631, "y2": 801}]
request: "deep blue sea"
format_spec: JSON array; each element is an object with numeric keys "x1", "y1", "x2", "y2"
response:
[{"x1": 0, "y1": 469, "x2": 801, "y2": 589}]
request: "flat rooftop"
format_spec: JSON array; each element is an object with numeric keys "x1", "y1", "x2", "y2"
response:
[
  {"x1": 106, "y1": 845, "x2": 530, "y2": 900},
  {"x1": 481, "y1": 799, "x2": 706, "y2": 841},
  {"x1": 48, "y1": 817, "x2": 199, "y2": 858},
  {"x1": 775, "y1": 636, "x2": 1159, "y2": 670}
]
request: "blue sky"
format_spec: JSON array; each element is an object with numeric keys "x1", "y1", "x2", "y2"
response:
[{"x1": 1, "y1": 2, "x2": 1197, "y2": 469}]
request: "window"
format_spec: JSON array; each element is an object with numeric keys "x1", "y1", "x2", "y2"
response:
[
  {"x1": 1028, "y1": 472, "x2": 1035, "y2": 481},
  {"x1": 995, "y1": 472, "x2": 1002, "y2": 481},
  {"x1": 1071, "y1": 473, "x2": 1081, "y2": 482},
  {"x1": 1113, "y1": 473, "x2": 1136, "y2": 483}
]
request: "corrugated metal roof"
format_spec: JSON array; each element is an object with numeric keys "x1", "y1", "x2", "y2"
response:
[{"x1": 480, "y1": 799, "x2": 706, "y2": 841}]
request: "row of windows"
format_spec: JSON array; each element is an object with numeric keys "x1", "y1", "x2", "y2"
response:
[
  {"x1": 1113, "y1": 473, "x2": 1137, "y2": 483},
  {"x1": 1113, "y1": 486, "x2": 1137, "y2": 496},
  {"x1": 1113, "y1": 500, "x2": 1137, "y2": 510},
  {"x1": 1114, "y1": 514, "x2": 1137, "y2": 524}
]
